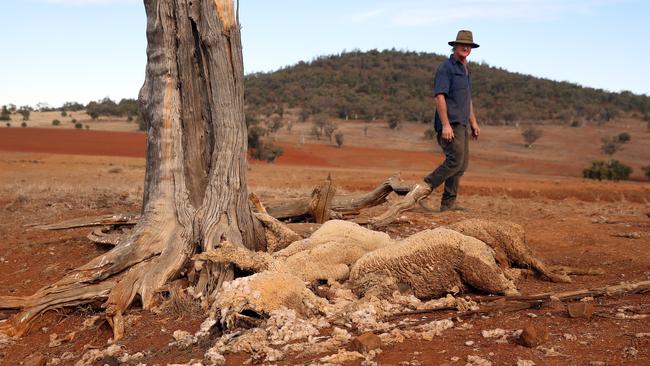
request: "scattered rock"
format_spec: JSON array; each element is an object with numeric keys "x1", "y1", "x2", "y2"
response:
[
  {"x1": 518, "y1": 324, "x2": 548, "y2": 348},
  {"x1": 466, "y1": 354, "x2": 492, "y2": 366},
  {"x1": 635, "y1": 333, "x2": 650, "y2": 338},
  {"x1": 589, "y1": 362, "x2": 606, "y2": 366},
  {"x1": 563, "y1": 333, "x2": 577, "y2": 341},
  {"x1": 613, "y1": 232, "x2": 641, "y2": 239},
  {"x1": 48, "y1": 333, "x2": 62, "y2": 348},
  {"x1": 23, "y1": 354, "x2": 47, "y2": 366},
  {"x1": 567, "y1": 302, "x2": 595, "y2": 319},
  {"x1": 481, "y1": 328, "x2": 506, "y2": 338},
  {"x1": 465, "y1": 340, "x2": 475, "y2": 346},
  {"x1": 623, "y1": 347, "x2": 638, "y2": 358},
  {"x1": 350, "y1": 332, "x2": 382, "y2": 353},
  {"x1": 516, "y1": 359, "x2": 536, "y2": 366}
]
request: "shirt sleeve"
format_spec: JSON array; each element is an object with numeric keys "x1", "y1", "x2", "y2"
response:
[{"x1": 433, "y1": 63, "x2": 451, "y2": 97}]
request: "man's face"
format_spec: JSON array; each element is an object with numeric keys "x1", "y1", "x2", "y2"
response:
[{"x1": 454, "y1": 44, "x2": 472, "y2": 59}]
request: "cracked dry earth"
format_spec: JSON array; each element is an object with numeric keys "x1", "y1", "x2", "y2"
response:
[{"x1": 1, "y1": 149, "x2": 650, "y2": 365}]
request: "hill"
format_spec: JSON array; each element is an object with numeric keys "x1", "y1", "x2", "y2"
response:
[{"x1": 244, "y1": 49, "x2": 650, "y2": 125}]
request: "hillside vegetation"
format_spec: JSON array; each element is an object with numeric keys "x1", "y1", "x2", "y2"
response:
[{"x1": 244, "y1": 49, "x2": 650, "y2": 125}]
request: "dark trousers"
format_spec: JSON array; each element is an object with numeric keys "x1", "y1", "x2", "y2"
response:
[{"x1": 423, "y1": 123, "x2": 469, "y2": 207}]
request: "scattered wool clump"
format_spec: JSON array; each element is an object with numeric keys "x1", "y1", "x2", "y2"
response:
[
  {"x1": 74, "y1": 344, "x2": 124, "y2": 366},
  {"x1": 350, "y1": 227, "x2": 518, "y2": 299},
  {"x1": 317, "y1": 349, "x2": 364, "y2": 364}
]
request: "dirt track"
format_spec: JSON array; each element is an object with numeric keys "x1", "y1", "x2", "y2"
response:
[{"x1": 1, "y1": 126, "x2": 649, "y2": 365}]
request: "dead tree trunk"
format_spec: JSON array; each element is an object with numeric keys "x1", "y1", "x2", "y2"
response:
[{"x1": 0, "y1": 0, "x2": 265, "y2": 339}]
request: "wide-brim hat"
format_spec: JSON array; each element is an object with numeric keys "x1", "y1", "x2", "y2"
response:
[{"x1": 448, "y1": 30, "x2": 479, "y2": 48}]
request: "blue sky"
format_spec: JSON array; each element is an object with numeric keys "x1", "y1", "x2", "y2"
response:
[{"x1": 1, "y1": 0, "x2": 648, "y2": 107}]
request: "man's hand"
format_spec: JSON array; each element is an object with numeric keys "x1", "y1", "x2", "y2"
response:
[
  {"x1": 470, "y1": 123, "x2": 480, "y2": 140},
  {"x1": 442, "y1": 124, "x2": 454, "y2": 141}
]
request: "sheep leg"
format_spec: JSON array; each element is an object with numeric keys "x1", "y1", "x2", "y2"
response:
[{"x1": 459, "y1": 256, "x2": 520, "y2": 296}]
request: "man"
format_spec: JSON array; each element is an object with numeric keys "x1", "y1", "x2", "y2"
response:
[{"x1": 423, "y1": 30, "x2": 481, "y2": 212}]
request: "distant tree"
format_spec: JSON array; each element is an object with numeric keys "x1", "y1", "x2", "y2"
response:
[
  {"x1": 247, "y1": 125, "x2": 265, "y2": 149},
  {"x1": 52, "y1": 119, "x2": 61, "y2": 126},
  {"x1": 17, "y1": 106, "x2": 31, "y2": 121},
  {"x1": 615, "y1": 132, "x2": 631, "y2": 143},
  {"x1": 642, "y1": 165, "x2": 650, "y2": 181},
  {"x1": 286, "y1": 121, "x2": 293, "y2": 134},
  {"x1": 583, "y1": 160, "x2": 632, "y2": 181},
  {"x1": 521, "y1": 125, "x2": 543, "y2": 148},
  {"x1": 299, "y1": 109, "x2": 310, "y2": 122},
  {"x1": 250, "y1": 142, "x2": 283, "y2": 163},
  {"x1": 0, "y1": 106, "x2": 10, "y2": 121},
  {"x1": 601, "y1": 133, "x2": 631, "y2": 156},
  {"x1": 324, "y1": 123, "x2": 336, "y2": 142},
  {"x1": 334, "y1": 131, "x2": 344, "y2": 148},
  {"x1": 387, "y1": 115, "x2": 401, "y2": 130},
  {"x1": 267, "y1": 115, "x2": 284, "y2": 134},
  {"x1": 424, "y1": 127, "x2": 436, "y2": 140},
  {"x1": 363, "y1": 125, "x2": 369, "y2": 137},
  {"x1": 7, "y1": 104, "x2": 17, "y2": 113},
  {"x1": 62, "y1": 101, "x2": 85, "y2": 112}
]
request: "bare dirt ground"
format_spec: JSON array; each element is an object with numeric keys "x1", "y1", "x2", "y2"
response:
[{"x1": 0, "y1": 121, "x2": 649, "y2": 365}]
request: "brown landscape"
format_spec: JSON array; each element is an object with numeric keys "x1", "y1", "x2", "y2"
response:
[{"x1": 1, "y1": 114, "x2": 649, "y2": 365}]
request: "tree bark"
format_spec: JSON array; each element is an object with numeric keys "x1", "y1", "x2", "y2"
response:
[{"x1": 0, "y1": 0, "x2": 265, "y2": 339}]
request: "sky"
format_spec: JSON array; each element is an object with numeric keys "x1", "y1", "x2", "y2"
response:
[{"x1": 1, "y1": 0, "x2": 649, "y2": 107}]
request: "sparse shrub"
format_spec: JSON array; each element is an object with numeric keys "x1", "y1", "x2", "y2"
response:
[
  {"x1": 387, "y1": 115, "x2": 401, "y2": 130},
  {"x1": 85, "y1": 124, "x2": 90, "y2": 129},
  {"x1": 521, "y1": 125, "x2": 542, "y2": 148},
  {"x1": 324, "y1": 124, "x2": 336, "y2": 142},
  {"x1": 615, "y1": 132, "x2": 631, "y2": 143},
  {"x1": 5, "y1": 122, "x2": 10, "y2": 127},
  {"x1": 569, "y1": 120, "x2": 581, "y2": 127},
  {"x1": 335, "y1": 131, "x2": 344, "y2": 147},
  {"x1": 250, "y1": 141, "x2": 283, "y2": 163},
  {"x1": 583, "y1": 160, "x2": 632, "y2": 181},
  {"x1": 75, "y1": 122, "x2": 83, "y2": 129},
  {"x1": 311, "y1": 125, "x2": 322, "y2": 140},
  {"x1": 299, "y1": 109, "x2": 310, "y2": 122},
  {"x1": 642, "y1": 166, "x2": 650, "y2": 181},
  {"x1": 424, "y1": 127, "x2": 436, "y2": 140},
  {"x1": 61, "y1": 110, "x2": 68, "y2": 117},
  {"x1": 71, "y1": 118, "x2": 77, "y2": 124},
  {"x1": 267, "y1": 115, "x2": 284, "y2": 134},
  {"x1": 127, "y1": 115, "x2": 133, "y2": 122},
  {"x1": 18, "y1": 106, "x2": 31, "y2": 121},
  {"x1": 21, "y1": 121, "x2": 27, "y2": 128},
  {"x1": 601, "y1": 133, "x2": 631, "y2": 156},
  {"x1": 137, "y1": 116, "x2": 146, "y2": 131},
  {"x1": 247, "y1": 125, "x2": 265, "y2": 149},
  {"x1": 52, "y1": 119, "x2": 61, "y2": 126},
  {"x1": 0, "y1": 106, "x2": 10, "y2": 121}
]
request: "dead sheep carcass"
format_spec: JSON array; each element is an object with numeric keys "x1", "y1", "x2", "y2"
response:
[{"x1": 349, "y1": 227, "x2": 519, "y2": 299}]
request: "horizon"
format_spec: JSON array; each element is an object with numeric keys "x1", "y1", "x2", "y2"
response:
[{"x1": 2, "y1": 0, "x2": 649, "y2": 107}]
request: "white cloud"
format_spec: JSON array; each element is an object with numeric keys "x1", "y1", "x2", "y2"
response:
[{"x1": 347, "y1": 0, "x2": 626, "y2": 27}]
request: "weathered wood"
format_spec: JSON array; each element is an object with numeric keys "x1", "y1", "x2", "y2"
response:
[
  {"x1": 30, "y1": 214, "x2": 139, "y2": 230},
  {"x1": 310, "y1": 175, "x2": 336, "y2": 224},
  {"x1": 367, "y1": 183, "x2": 432, "y2": 229},
  {"x1": 264, "y1": 174, "x2": 413, "y2": 220}
]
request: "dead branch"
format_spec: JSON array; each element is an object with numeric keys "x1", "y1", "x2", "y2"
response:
[{"x1": 30, "y1": 214, "x2": 139, "y2": 230}]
